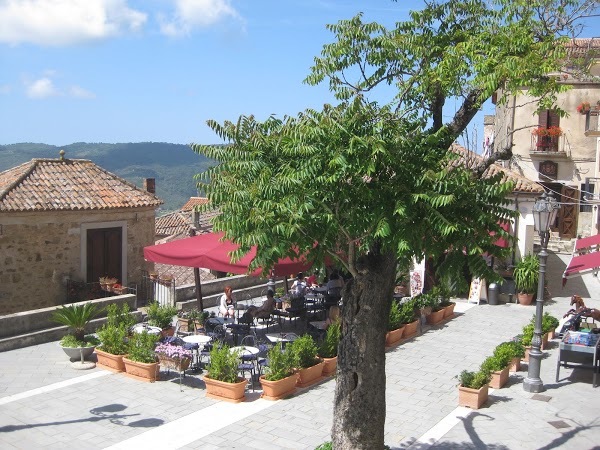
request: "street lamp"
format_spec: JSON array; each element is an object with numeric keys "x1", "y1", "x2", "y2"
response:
[{"x1": 523, "y1": 192, "x2": 560, "y2": 393}]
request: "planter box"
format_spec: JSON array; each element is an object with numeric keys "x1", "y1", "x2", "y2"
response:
[
  {"x1": 321, "y1": 356, "x2": 337, "y2": 377},
  {"x1": 95, "y1": 348, "x2": 126, "y2": 372},
  {"x1": 523, "y1": 346, "x2": 532, "y2": 363},
  {"x1": 443, "y1": 303, "x2": 456, "y2": 319},
  {"x1": 385, "y1": 326, "x2": 405, "y2": 347},
  {"x1": 426, "y1": 309, "x2": 445, "y2": 326},
  {"x1": 123, "y1": 357, "x2": 159, "y2": 382},
  {"x1": 458, "y1": 384, "x2": 489, "y2": 409},
  {"x1": 260, "y1": 373, "x2": 298, "y2": 400},
  {"x1": 541, "y1": 333, "x2": 549, "y2": 350},
  {"x1": 403, "y1": 319, "x2": 419, "y2": 339},
  {"x1": 509, "y1": 357, "x2": 521, "y2": 372},
  {"x1": 489, "y1": 366, "x2": 509, "y2": 389},
  {"x1": 297, "y1": 361, "x2": 324, "y2": 388},
  {"x1": 204, "y1": 376, "x2": 247, "y2": 403}
]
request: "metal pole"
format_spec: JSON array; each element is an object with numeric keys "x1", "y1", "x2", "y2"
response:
[{"x1": 523, "y1": 230, "x2": 548, "y2": 393}]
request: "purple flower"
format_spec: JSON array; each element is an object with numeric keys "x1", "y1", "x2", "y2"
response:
[{"x1": 155, "y1": 343, "x2": 192, "y2": 360}]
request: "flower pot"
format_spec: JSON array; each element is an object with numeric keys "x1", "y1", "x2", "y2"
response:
[
  {"x1": 443, "y1": 303, "x2": 456, "y2": 319},
  {"x1": 204, "y1": 375, "x2": 247, "y2": 403},
  {"x1": 523, "y1": 346, "x2": 532, "y2": 363},
  {"x1": 489, "y1": 366, "x2": 509, "y2": 389},
  {"x1": 541, "y1": 333, "x2": 549, "y2": 350},
  {"x1": 95, "y1": 348, "x2": 126, "y2": 372},
  {"x1": 548, "y1": 330, "x2": 555, "y2": 340},
  {"x1": 123, "y1": 357, "x2": 159, "y2": 382},
  {"x1": 60, "y1": 344, "x2": 96, "y2": 361},
  {"x1": 158, "y1": 355, "x2": 191, "y2": 373},
  {"x1": 509, "y1": 357, "x2": 521, "y2": 372},
  {"x1": 260, "y1": 373, "x2": 298, "y2": 400},
  {"x1": 160, "y1": 326, "x2": 175, "y2": 338},
  {"x1": 385, "y1": 326, "x2": 405, "y2": 347},
  {"x1": 403, "y1": 319, "x2": 419, "y2": 339},
  {"x1": 321, "y1": 356, "x2": 337, "y2": 377},
  {"x1": 426, "y1": 309, "x2": 445, "y2": 326},
  {"x1": 296, "y1": 361, "x2": 324, "y2": 388},
  {"x1": 517, "y1": 293, "x2": 534, "y2": 305},
  {"x1": 458, "y1": 384, "x2": 489, "y2": 409}
]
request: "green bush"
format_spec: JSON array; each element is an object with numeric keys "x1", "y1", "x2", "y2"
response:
[
  {"x1": 494, "y1": 341, "x2": 525, "y2": 360},
  {"x1": 388, "y1": 300, "x2": 403, "y2": 331},
  {"x1": 207, "y1": 344, "x2": 240, "y2": 383},
  {"x1": 127, "y1": 330, "x2": 159, "y2": 364},
  {"x1": 513, "y1": 254, "x2": 539, "y2": 294},
  {"x1": 105, "y1": 303, "x2": 136, "y2": 330},
  {"x1": 319, "y1": 322, "x2": 341, "y2": 358},
  {"x1": 481, "y1": 354, "x2": 508, "y2": 373},
  {"x1": 97, "y1": 303, "x2": 131, "y2": 355},
  {"x1": 521, "y1": 323, "x2": 535, "y2": 346},
  {"x1": 398, "y1": 299, "x2": 418, "y2": 324},
  {"x1": 542, "y1": 312, "x2": 559, "y2": 333},
  {"x1": 59, "y1": 334, "x2": 100, "y2": 348},
  {"x1": 52, "y1": 302, "x2": 98, "y2": 342},
  {"x1": 457, "y1": 368, "x2": 491, "y2": 389},
  {"x1": 289, "y1": 334, "x2": 320, "y2": 369},
  {"x1": 146, "y1": 302, "x2": 177, "y2": 329},
  {"x1": 264, "y1": 343, "x2": 296, "y2": 381}
]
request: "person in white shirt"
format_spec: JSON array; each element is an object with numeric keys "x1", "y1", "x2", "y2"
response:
[
  {"x1": 219, "y1": 286, "x2": 236, "y2": 319},
  {"x1": 291, "y1": 272, "x2": 307, "y2": 298}
]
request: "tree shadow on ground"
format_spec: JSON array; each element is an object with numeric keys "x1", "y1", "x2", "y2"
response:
[{"x1": 0, "y1": 403, "x2": 164, "y2": 432}]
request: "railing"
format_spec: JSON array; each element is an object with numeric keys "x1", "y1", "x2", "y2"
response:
[
  {"x1": 65, "y1": 280, "x2": 137, "y2": 304},
  {"x1": 585, "y1": 110, "x2": 600, "y2": 137},
  {"x1": 140, "y1": 270, "x2": 176, "y2": 307},
  {"x1": 530, "y1": 134, "x2": 565, "y2": 153}
]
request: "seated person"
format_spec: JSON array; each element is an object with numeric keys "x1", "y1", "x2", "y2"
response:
[
  {"x1": 326, "y1": 271, "x2": 344, "y2": 305},
  {"x1": 325, "y1": 305, "x2": 341, "y2": 329},
  {"x1": 219, "y1": 286, "x2": 236, "y2": 320},
  {"x1": 306, "y1": 271, "x2": 319, "y2": 287},
  {"x1": 291, "y1": 272, "x2": 307, "y2": 298},
  {"x1": 247, "y1": 290, "x2": 276, "y2": 318}
]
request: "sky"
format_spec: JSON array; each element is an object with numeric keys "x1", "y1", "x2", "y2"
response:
[{"x1": 0, "y1": 1, "x2": 597, "y2": 152}]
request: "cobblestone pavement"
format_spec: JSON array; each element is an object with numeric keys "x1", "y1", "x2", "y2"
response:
[{"x1": 1, "y1": 253, "x2": 599, "y2": 449}]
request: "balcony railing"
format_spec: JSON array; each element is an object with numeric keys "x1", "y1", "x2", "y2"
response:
[
  {"x1": 585, "y1": 109, "x2": 599, "y2": 137},
  {"x1": 530, "y1": 134, "x2": 566, "y2": 153}
]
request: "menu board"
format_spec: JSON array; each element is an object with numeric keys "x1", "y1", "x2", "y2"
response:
[{"x1": 468, "y1": 277, "x2": 487, "y2": 304}]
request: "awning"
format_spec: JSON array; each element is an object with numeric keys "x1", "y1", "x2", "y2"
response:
[
  {"x1": 143, "y1": 232, "x2": 311, "y2": 277},
  {"x1": 574, "y1": 233, "x2": 600, "y2": 252},
  {"x1": 562, "y1": 234, "x2": 600, "y2": 285},
  {"x1": 490, "y1": 221, "x2": 511, "y2": 248}
]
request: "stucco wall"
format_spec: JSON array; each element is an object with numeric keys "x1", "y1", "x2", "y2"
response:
[{"x1": 0, "y1": 208, "x2": 156, "y2": 315}]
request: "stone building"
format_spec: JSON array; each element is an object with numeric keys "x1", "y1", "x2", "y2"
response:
[
  {"x1": 491, "y1": 38, "x2": 600, "y2": 243},
  {"x1": 0, "y1": 151, "x2": 162, "y2": 314}
]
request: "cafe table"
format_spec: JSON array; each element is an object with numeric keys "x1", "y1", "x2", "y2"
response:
[{"x1": 182, "y1": 334, "x2": 212, "y2": 370}]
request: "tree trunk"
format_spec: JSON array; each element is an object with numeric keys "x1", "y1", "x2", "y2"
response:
[{"x1": 332, "y1": 251, "x2": 396, "y2": 449}]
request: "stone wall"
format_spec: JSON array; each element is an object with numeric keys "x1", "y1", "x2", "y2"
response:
[{"x1": 0, "y1": 208, "x2": 156, "y2": 315}]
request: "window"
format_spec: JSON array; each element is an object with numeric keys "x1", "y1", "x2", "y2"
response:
[{"x1": 580, "y1": 183, "x2": 595, "y2": 212}]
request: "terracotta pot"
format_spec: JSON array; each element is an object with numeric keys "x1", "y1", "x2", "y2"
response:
[
  {"x1": 443, "y1": 303, "x2": 456, "y2": 319},
  {"x1": 160, "y1": 326, "x2": 175, "y2": 338},
  {"x1": 517, "y1": 293, "x2": 534, "y2": 305},
  {"x1": 260, "y1": 373, "x2": 298, "y2": 400},
  {"x1": 426, "y1": 309, "x2": 445, "y2": 325},
  {"x1": 548, "y1": 330, "x2": 555, "y2": 340},
  {"x1": 458, "y1": 384, "x2": 489, "y2": 409},
  {"x1": 541, "y1": 333, "x2": 549, "y2": 350},
  {"x1": 385, "y1": 326, "x2": 405, "y2": 347},
  {"x1": 320, "y1": 356, "x2": 337, "y2": 377},
  {"x1": 509, "y1": 357, "x2": 521, "y2": 372},
  {"x1": 297, "y1": 361, "x2": 324, "y2": 388},
  {"x1": 204, "y1": 376, "x2": 247, "y2": 403},
  {"x1": 95, "y1": 348, "x2": 126, "y2": 372},
  {"x1": 523, "y1": 346, "x2": 532, "y2": 362},
  {"x1": 123, "y1": 357, "x2": 159, "y2": 382},
  {"x1": 489, "y1": 366, "x2": 509, "y2": 389},
  {"x1": 403, "y1": 319, "x2": 419, "y2": 339},
  {"x1": 177, "y1": 318, "x2": 191, "y2": 332}
]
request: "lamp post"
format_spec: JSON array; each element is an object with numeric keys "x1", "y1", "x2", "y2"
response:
[{"x1": 523, "y1": 192, "x2": 559, "y2": 393}]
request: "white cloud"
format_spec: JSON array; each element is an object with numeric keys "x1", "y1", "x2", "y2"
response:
[
  {"x1": 0, "y1": 0, "x2": 147, "y2": 46},
  {"x1": 26, "y1": 77, "x2": 59, "y2": 98},
  {"x1": 69, "y1": 85, "x2": 96, "y2": 99},
  {"x1": 159, "y1": 0, "x2": 241, "y2": 37}
]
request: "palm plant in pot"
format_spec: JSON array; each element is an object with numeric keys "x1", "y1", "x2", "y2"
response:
[
  {"x1": 290, "y1": 333, "x2": 323, "y2": 388},
  {"x1": 319, "y1": 322, "x2": 341, "y2": 376},
  {"x1": 260, "y1": 342, "x2": 298, "y2": 400},
  {"x1": 513, "y1": 254, "x2": 539, "y2": 305},
  {"x1": 96, "y1": 303, "x2": 134, "y2": 372},
  {"x1": 52, "y1": 301, "x2": 100, "y2": 366},
  {"x1": 123, "y1": 330, "x2": 160, "y2": 381},
  {"x1": 386, "y1": 300, "x2": 405, "y2": 347},
  {"x1": 146, "y1": 301, "x2": 177, "y2": 337},
  {"x1": 457, "y1": 367, "x2": 492, "y2": 409},
  {"x1": 204, "y1": 343, "x2": 247, "y2": 402}
]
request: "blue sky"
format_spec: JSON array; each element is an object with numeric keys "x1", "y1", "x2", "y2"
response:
[{"x1": 0, "y1": 1, "x2": 596, "y2": 152}]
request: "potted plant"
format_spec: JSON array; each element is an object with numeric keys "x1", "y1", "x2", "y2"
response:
[
  {"x1": 96, "y1": 303, "x2": 135, "y2": 372},
  {"x1": 494, "y1": 340, "x2": 525, "y2": 373},
  {"x1": 177, "y1": 309, "x2": 209, "y2": 334},
  {"x1": 481, "y1": 353, "x2": 511, "y2": 389},
  {"x1": 123, "y1": 330, "x2": 160, "y2": 381},
  {"x1": 513, "y1": 254, "x2": 539, "y2": 305},
  {"x1": 260, "y1": 343, "x2": 298, "y2": 400},
  {"x1": 457, "y1": 368, "x2": 491, "y2": 409},
  {"x1": 400, "y1": 298, "x2": 419, "y2": 338},
  {"x1": 542, "y1": 311, "x2": 559, "y2": 340},
  {"x1": 146, "y1": 301, "x2": 177, "y2": 337},
  {"x1": 385, "y1": 300, "x2": 405, "y2": 347},
  {"x1": 289, "y1": 334, "x2": 323, "y2": 388},
  {"x1": 425, "y1": 288, "x2": 445, "y2": 325},
  {"x1": 204, "y1": 343, "x2": 247, "y2": 402},
  {"x1": 436, "y1": 285, "x2": 456, "y2": 318},
  {"x1": 519, "y1": 323, "x2": 535, "y2": 362},
  {"x1": 52, "y1": 301, "x2": 100, "y2": 364},
  {"x1": 155, "y1": 341, "x2": 193, "y2": 375},
  {"x1": 319, "y1": 322, "x2": 341, "y2": 376},
  {"x1": 577, "y1": 101, "x2": 591, "y2": 114}
]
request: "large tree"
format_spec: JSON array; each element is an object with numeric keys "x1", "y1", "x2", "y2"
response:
[{"x1": 192, "y1": 1, "x2": 597, "y2": 448}]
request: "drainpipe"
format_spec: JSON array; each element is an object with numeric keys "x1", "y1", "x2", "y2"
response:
[{"x1": 512, "y1": 193, "x2": 519, "y2": 267}]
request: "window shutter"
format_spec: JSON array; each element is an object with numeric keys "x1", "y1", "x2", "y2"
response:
[
  {"x1": 538, "y1": 110, "x2": 549, "y2": 128},
  {"x1": 548, "y1": 109, "x2": 560, "y2": 128}
]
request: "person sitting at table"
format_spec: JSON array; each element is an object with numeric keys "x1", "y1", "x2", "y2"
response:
[
  {"x1": 219, "y1": 286, "x2": 236, "y2": 320},
  {"x1": 306, "y1": 271, "x2": 319, "y2": 288},
  {"x1": 326, "y1": 271, "x2": 343, "y2": 306},
  {"x1": 247, "y1": 290, "x2": 276, "y2": 318},
  {"x1": 291, "y1": 272, "x2": 307, "y2": 298}
]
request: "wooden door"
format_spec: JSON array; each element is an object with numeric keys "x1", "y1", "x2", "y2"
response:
[
  {"x1": 87, "y1": 227, "x2": 122, "y2": 283},
  {"x1": 559, "y1": 186, "x2": 577, "y2": 239}
]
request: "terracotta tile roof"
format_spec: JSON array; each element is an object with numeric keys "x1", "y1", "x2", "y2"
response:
[
  {"x1": 181, "y1": 197, "x2": 210, "y2": 211},
  {"x1": 153, "y1": 264, "x2": 216, "y2": 286},
  {"x1": 565, "y1": 38, "x2": 600, "y2": 57},
  {"x1": 0, "y1": 157, "x2": 163, "y2": 212},
  {"x1": 155, "y1": 206, "x2": 219, "y2": 238},
  {"x1": 450, "y1": 144, "x2": 544, "y2": 194}
]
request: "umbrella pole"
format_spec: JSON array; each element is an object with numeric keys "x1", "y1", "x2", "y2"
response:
[{"x1": 194, "y1": 268, "x2": 204, "y2": 311}]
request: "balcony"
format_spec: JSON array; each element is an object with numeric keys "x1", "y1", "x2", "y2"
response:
[
  {"x1": 530, "y1": 134, "x2": 569, "y2": 159},
  {"x1": 585, "y1": 109, "x2": 599, "y2": 137}
]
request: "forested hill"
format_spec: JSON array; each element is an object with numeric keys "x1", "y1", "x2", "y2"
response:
[{"x1": 0, "y1": 142, "x2": 216, "y2": 214}]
